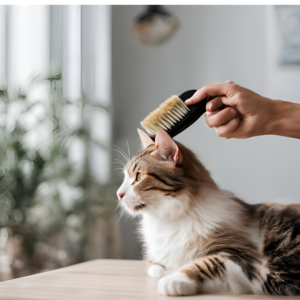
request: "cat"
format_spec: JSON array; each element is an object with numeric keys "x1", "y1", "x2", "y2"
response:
[{"x1": 117, "y1": 129, "x2": 300, "y2": 296}]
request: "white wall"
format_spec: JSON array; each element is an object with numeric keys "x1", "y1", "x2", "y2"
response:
[{"x1": 112, "y1": 5, "x2": 300, "y2": 258}]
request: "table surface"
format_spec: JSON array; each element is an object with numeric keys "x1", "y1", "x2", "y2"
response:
[{"x1": 0, "y1": 259, "x2": 299, "y2": 300}]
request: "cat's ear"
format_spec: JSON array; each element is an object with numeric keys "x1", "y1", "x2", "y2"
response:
[
  {"x1": 137, "y1": 128, "x2": 154, "y2": 149},
  {"x1": 155, "y1": 130, "x2": 181, "y2": 164}
]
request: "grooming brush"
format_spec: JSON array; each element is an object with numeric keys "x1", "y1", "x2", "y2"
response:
[{"x1": 141, "y1": 90, "x2": 208, "y2": 139}]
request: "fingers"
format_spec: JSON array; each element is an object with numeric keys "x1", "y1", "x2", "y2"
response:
[
  {"x1": 185, "y1": 81, "x2": 235, "y2": 105},
  {"x1": 215, "y1": 117, "x2": 240, "y2": 139},
  {"x1": 206, "y1": 97, "x2": 224, "y2": 112},
  {"x1": 205, "y1": 107, "x2": 237, "y2": 128}
]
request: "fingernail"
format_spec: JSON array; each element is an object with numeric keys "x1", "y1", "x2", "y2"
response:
[
  {"x1": 208, "y1": 103, "x2": 214, "y2": 110},
  {"x1": 230, "y1": 108, "x2": 236, "y2": 117}
]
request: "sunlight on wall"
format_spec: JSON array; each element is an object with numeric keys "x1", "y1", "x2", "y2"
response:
[
  {"x1": 0, "y1": 6, "x2": 6, "y2": 87},
  {"x1": 7, "y1": 6, "x2": 49, "y2": 92}
]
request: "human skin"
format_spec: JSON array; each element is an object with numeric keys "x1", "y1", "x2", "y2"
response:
[{"x1": 185, "y1": 81, "x2": 300, "y2": 140}]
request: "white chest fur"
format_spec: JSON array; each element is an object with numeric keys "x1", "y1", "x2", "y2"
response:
[
  {"x1": 141, "y1": 213, "x2": 206, "y2": 274},
  {"x1": 140, "y1": 189, "x2": 246, "y2": 274}
]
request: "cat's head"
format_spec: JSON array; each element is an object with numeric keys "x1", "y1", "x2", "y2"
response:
[{"x1": 117, "y1": 129, "x2": 215, "y2": 219}]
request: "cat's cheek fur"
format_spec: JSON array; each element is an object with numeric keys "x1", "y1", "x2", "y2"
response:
[
  {"x1": 147, "y1": 265, "x2": 165, "y2": 278},
  {"x1": 158, "y1": 272, "x2": 198, "y2": 296},
  {"x1": 117, "y1": 171, "x2": 144, "y2": 216}
]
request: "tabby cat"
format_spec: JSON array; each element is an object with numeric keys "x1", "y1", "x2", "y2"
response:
[{"x1": 117, "y1": 129, "x2": 300, "y2": 296}]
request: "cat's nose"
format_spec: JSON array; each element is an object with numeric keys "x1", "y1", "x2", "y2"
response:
[{"x1": 118, "y1": 193, "x2": 125, "y2": 200}]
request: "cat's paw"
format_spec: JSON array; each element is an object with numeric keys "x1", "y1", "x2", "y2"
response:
[
  {"x1": 148, "y1": 264, "x2": 165, "y2": 278},
  {"x1": 158, "y1": 272, "x2": 198, "y2": 296}
]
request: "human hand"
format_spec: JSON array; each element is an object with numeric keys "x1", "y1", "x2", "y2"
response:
[{"x1": 185, "y1": 81, "x2": 276, "y2": 139}]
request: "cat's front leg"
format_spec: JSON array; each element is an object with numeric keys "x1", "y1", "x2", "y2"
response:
[
  {"x1": 158, "y1": 255, "x2": 265, "y2": 296},
  {"x1": 158, "y1": 271, "x2": 198, "y2": 296},
  {"x1": 158, "y1": 255, "x2": 226, "y2": 296},
  {"x1": 147, "y1": 263, "x2": 166, "y2": 278}
]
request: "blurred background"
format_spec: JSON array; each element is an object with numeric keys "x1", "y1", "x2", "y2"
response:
[{"x1": 0, "y1": 5, "x2": 300, "y2": 281}]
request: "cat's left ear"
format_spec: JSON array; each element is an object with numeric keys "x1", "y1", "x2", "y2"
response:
[
  {"x1": 137, "y1": 128, "x2": 154, "y2": 149},
  {"x1": 155, "y1": 130, "x2": 181, "y2": 164}
]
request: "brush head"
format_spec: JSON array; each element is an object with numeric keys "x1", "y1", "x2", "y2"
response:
[
  {"x1": 140, "y1": 90, "x2": 207, "y2": 139},
  {"x1": 140, "y1": 95, "x2": 190, "y2": 135}
]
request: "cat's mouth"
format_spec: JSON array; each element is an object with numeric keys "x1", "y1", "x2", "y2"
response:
[{"x1": 134, "y1": 203, "x2": 146, "y2": 211}]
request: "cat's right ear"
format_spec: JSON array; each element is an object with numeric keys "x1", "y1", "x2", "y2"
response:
[
  {"x1": 155, "y1": 130, "x2": 181, "y2": 164},
  {"x1": 137, "y1": 128, "x2": 154, "y2": 149}
]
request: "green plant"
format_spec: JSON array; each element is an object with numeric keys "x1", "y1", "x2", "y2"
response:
[{"x1": 0, "y1": 75, "x2": 120, "y2": 278}]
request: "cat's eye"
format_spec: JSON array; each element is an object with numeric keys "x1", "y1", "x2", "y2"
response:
[{"x1": 136, "y1": 173, "x2": 144, "y2": 182}]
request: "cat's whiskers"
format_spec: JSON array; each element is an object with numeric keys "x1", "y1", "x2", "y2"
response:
[
  {"x1": 113, "y1": 158, "x2": 127, "y2": 165},
  {"x1": 112, "y1": 167, "x2": 124, "y2": 172},
  {"x1": 115, "y1": 199, "x2": 133, "y2": 222},
  {"x1": 117, "y1": 208, "x2": 126, "y2": 223},
  {"x1": 124, "y1": 138, "x2": 131, "y2": 160},
  {"x1": 113, "y1": 199, "x2": 128, "y2": 217},
  {"x1": 111, "y1": 144, "x2": 129, "y2": 162},
  {"x1": 111, "y1": 160, "x2": 125, "y2": 167},
  {"x1": 113, "y1": 157, "x2": 126, "y2": 162},
  {"x1": 111, "y1": 161, "x2": 125, "y2": 166}
]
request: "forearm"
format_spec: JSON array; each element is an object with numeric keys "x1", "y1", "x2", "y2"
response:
[{"x1": 267, "y1": 100, "x2": 300, "y2": 139}]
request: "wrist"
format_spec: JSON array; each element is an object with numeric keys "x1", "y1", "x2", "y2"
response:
[{"x1": 267, "y1": 99, "x2": 300, "y2": 139}]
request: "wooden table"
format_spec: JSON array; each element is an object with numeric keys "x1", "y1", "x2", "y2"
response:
[{"x1": 0, "y1": 259, "x2": 298, "y2": 300}]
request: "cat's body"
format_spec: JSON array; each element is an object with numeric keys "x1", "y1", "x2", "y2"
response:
[{"x1": 117, "y1": 129, "x2": 300, "y2": 296}]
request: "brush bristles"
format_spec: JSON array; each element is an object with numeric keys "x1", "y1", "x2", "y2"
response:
[{"x1": 140, "y1": 95, "x2": 190, "y2": 136}]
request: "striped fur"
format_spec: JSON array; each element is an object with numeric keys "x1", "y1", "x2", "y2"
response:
[{"x1": 117, "y1": 130, "x2": 300, "y2": 296}]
